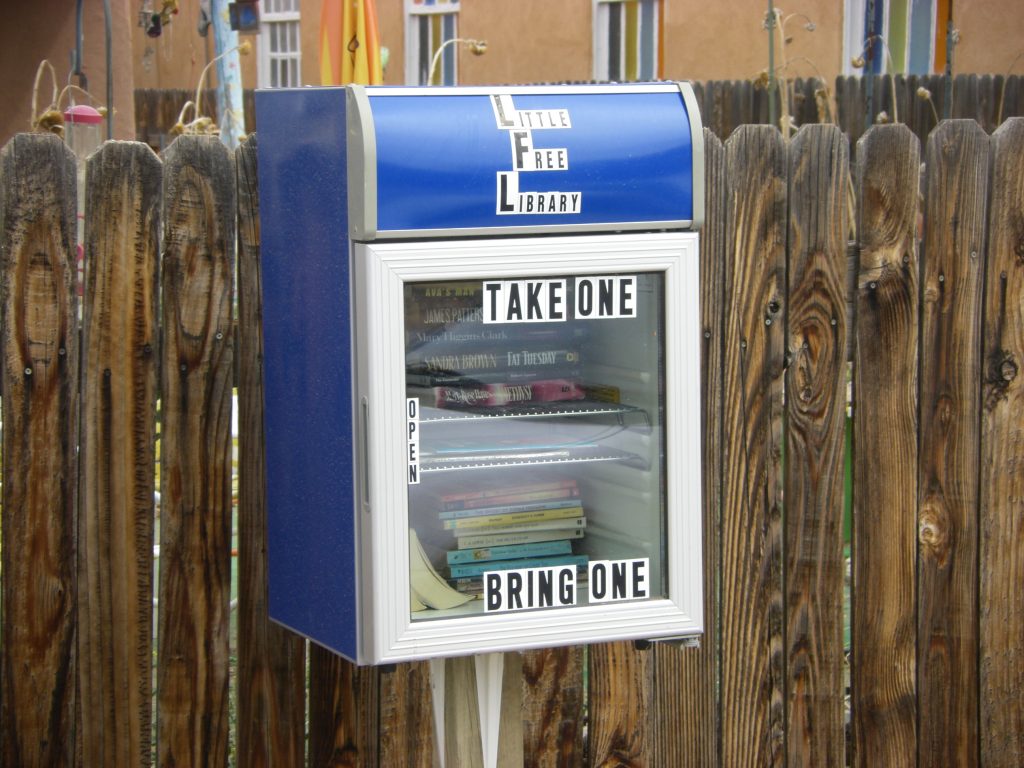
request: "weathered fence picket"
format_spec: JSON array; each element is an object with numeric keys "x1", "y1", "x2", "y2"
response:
[
  {"x1": 980, "y1": 118, "x2": 1024, "y2": 768},
  {"x1": 719, "y1": 125, "x2": 788, "y2": 767},
  {"x1": 236, "y1": 135, "x2": 308, "y2": 767},
  {"x1": 785, "y1": 124, "x2": 850, "y2": 766},
  {"x1": 851, "y1": 123, "x2": 920, "y2": 767},
  {"x1": 918, "y1": 120, "x2": 989, "y2": 767},
  {"x1": 156, "y1": 135, "x2": 236, "y2": 766},
  {"x1": 79, "y1": 140, "x2": 161, "y2": 767},
  {"x1": 0, "y1": 132, "x2": 79, "y2": 768},
  {"x1": 2, "y1": 115, "x2": 1024, "y2": 767}
]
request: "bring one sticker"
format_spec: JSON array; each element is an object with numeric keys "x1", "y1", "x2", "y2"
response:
[{"x1": 484, "y1": 557, "x2": 650, "y2": 613}]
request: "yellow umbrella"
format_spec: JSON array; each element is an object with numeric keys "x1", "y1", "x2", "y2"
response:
[{"x1": 321, "y1": 0, "x2": 383, "y2": 85}]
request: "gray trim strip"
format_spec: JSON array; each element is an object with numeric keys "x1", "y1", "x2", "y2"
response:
[
  {"x1": 365, "y1": 84, "x2": 683, "y2": 97},
  {"x1": 677, "y1": 81, "x2": 705, "y2": 232},
  {"x1": 346, "y1": 85, "x2": 377, "y2": 240},
  {"x1": 362, "y1": 219, "x2": 694, "y2": 242}
]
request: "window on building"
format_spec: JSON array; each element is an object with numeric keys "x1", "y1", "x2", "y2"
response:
[
  {"x1": 843, "y1": 0, "x2": 952, "y2": 75},
  {"x1": 259, "y1": 0, "x2": 302, "y2": 88},
  {"x1": 593, "y1": 0, "x2": 661, "y2": 82},
  {"x1": 405, "y1": 0, "x2": 460, "y2": 85}
]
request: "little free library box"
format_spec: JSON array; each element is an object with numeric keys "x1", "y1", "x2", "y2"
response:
[{"x1": 256, "y1": 83, "x2": 704, "y2": 664}]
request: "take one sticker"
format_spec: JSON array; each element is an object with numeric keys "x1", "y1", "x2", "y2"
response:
[{"x1": 482, "y1": 277, "x2": 637, "y2": 323}]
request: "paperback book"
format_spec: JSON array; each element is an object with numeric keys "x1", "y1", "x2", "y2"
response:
[
  {"x1": 448, "y1": 553, "x2": 589, "y2": 580},
  {"x1": 446, "y1": 538, "x2": 573, "y2": 566}
]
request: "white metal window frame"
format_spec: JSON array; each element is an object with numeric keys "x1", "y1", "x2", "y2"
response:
[
  {"x1": 259, "y1": 0, "x2": 302, "y2": 88},
  {"x1": 592, "y1": 0, "x2": 660, "y2": 82},
  {"x1": 352, "y1": 232, "x2": 704, "y2": 664},
  {"x1": 404, "y1": 0, "x2": 460, "y2": 85}
]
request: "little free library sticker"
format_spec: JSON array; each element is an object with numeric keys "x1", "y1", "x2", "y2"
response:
[{"x1": 491, "y1": 94, "x2": 582, "y2": 216}]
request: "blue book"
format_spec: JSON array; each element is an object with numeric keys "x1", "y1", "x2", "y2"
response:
[
  {"x1": 446, "y1": 539, "x2": 572, "y2": 566},
  {"x1": 448, "y1": 554, "x2": 589, "y2": 580}
]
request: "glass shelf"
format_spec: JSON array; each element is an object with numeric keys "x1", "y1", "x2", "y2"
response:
[
  {"x1": 419, "y1": 444, "x2": 649, "y2": 473},
  {"x1": 416, "y1": 400, "x2": 652, "y2": 430}
]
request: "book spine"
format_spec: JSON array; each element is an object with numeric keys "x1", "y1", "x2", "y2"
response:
[
  {"x1": 440, "y1": 477, "x2": 577, "y2": 505},
  {"x1": 439, "y1": 495, "x2": 581, "y2": 520},
  {"x1": 451, "y1": 516, "x2": 586, "y2": 536},
  {"x1": 424, "y1": 378, "x2": 585, "y2": 408},
  {"x1": 448, "y1": 554, "x2": 589, "y2": 579},
  {"x1": 446, "y1": 539, "x2": 572, "y2": 565},
  {"x1": 408, "y1": 348, "x2": 580, "y2": 376},
  {"x1": 442, "y1": 505, "x2": 583, "y2": 530},
  {"x1": 455, "y1": 528, "x2": 585, "y2": 550}
]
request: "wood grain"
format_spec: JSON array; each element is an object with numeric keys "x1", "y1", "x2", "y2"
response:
[
  {"x1": 851, "y1": 123, "x2": 920, "y2": 767},
  {"x1": 77, "y1": 140, "x2": 160, "y2": 767},
  {"x1": 785, "y1": 124, "x2": 849, "y2": 768},
  {"x1": 653, "y1": 129, "x2": 724, "y2": 768},
  {"x1": 308, "y1": 646, "x2": 381, "y2": 767},
  {"x1": 979, "y1": 116, "x2": 1024, "y2": 768},
  {"x1": 521, "y1": 646, "x2": 584, "y2": 767},
  {"x1": 235, "y1": 134, "x2": 307, "y2": 767},
  {"x1": 587, "y1": 641, "x2": 652, "y2": 767},
  {"x1": 719, "y1": 125, "x2": 788, "y2": 768},
  {"x1": 378, "y1": 661, "x2": 435, "y2": 767},
  {"x1": 918, "y1": 119, "x2": 989, "y2": 768},
  {"x1": 156, "y1": 135, "x2": 236, "y2": 767},
  {"x1": 445, "y1": 656, "x2": 484, "y2": 768},
  {"x1": 0, "y1": 131, "x2": 80, "y2": 768}
]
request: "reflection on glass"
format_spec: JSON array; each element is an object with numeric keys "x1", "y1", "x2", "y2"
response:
[{"x1": 405, "y1": 274, "x2": 667, "y2": 620}]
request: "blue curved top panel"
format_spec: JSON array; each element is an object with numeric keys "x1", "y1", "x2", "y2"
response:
[{"x1": 349, "y1": 84, "x2": 703, "y2": 239}]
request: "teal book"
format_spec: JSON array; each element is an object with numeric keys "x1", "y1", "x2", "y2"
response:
[
  {"x1": 448, "y1": 553, "x2": 589, "y2": 580},
  {"x1": 446, "y1": 539, "x2": 572, "y2": 566}
]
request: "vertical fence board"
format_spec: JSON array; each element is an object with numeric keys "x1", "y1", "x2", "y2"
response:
[
  {"x1": 156, "y1": 135, "x2": 236, "y2": 767},
  {"x1": 653, "y1": 129, "x2": 724, "y2": 767},
  {"x1": 235, "y1": 135, "x2": 307, "y2": 767},
  {"x1": 78, "y1": 141, "x2": 160, "y2": 767},
  {"x1": 918, "y1": 119, "x2": 989, "y2": 767},
  {"x1": 377, "y1": 661, "x2": 434, "y2": 767},
  {"x1": 521, "y1": 646, "x2": 584, "y2": 766},
  {"x1": 309, "y1": 647, "x2": 381, "y2": 766},
  {"x1": 445, "y1": 657, "x2": 484, "y2": 768},
  {"x1": 850, "y1": 124, "x2": 920, "y2": 768},
  {"x1": 785, "y1": 124, "x2": 849, "y2": 767},
  {"x1": 0, "y1": 132, "x2": 79, "y2": 768},
  {"x1": 719, "y1": 125, "x2": 787, "y2": 767},
  {"x1": 980, "y1": 117, "x2": 1024, "y2": 768},
  {"x1": 587, "y1": 641, "x2": 652, "y2": 766}
]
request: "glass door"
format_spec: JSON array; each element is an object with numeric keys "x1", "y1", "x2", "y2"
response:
[{"x1": 405, "y1": 273, "x2": 667, "y2": 620}]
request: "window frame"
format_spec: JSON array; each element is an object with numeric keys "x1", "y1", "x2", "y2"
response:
[
  {"x1": 258, "y1": 0, "x2": 302, "y2": 89},
  {"x1": 405, "y1": 0, "x2": 461, "y2": 85},
  {"x1": 592, "y1": 0, "x2": 661, "y2": 83}
]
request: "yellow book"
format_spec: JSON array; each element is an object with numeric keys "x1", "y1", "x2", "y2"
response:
[{"x1": 409, "y1": 529, "x2": 472, "y2": 610}]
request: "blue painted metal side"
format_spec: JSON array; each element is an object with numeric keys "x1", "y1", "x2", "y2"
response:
[
  {"x1": 367, "y1": 88, "x2": 695, "y2": 232},
  {"x1": 256, "y1": 87, "x2": 358, "y2": 660}
]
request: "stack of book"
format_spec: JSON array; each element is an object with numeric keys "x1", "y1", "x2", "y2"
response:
[{"x1": 436, "y1": 477, "x2": 588, "y2": 596}]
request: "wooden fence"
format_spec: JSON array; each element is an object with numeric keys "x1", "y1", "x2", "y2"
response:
[
  {"x1": 1, "y1": 117, "x2": 1022, "y2": 767},
  {"x1": 134, "y1": 74, "x2": 1024, "y2": 153}
]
